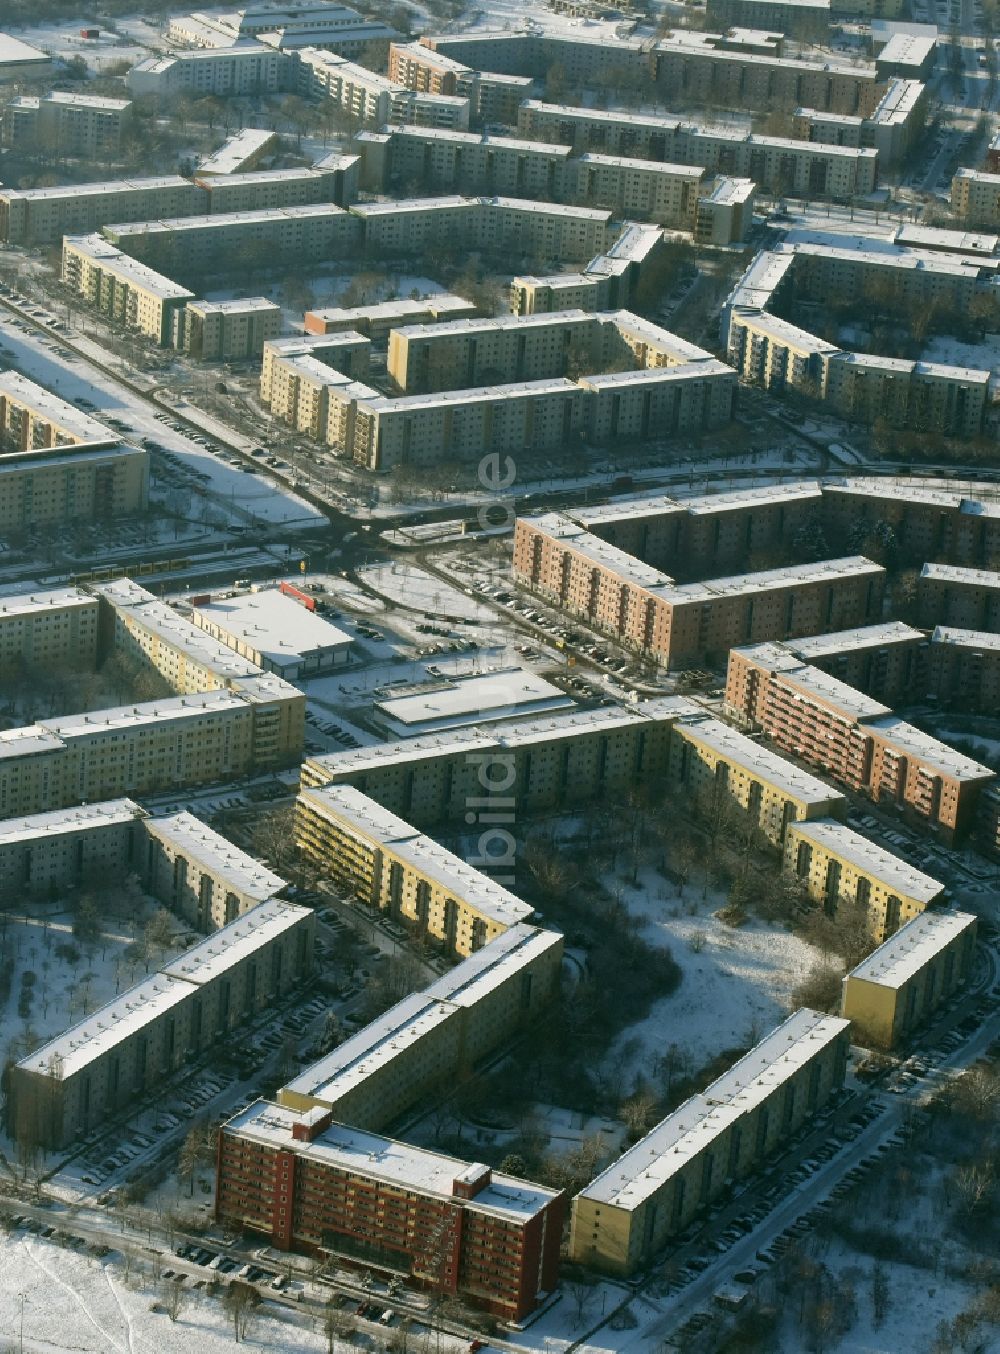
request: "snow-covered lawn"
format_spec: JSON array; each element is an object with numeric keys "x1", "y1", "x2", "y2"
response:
[
  {"x1": 922, "y1": 333, "x2": 1000, "y2": 372},
  {"x1": 358, "y1": 562, "x2": 498, "y2": 622},
  {"x1": 601, "y1": 865, "x2": 829, "y2": 1080},
  {"x1": 0, "y1": 900, "x2": 188, "y2": 1066}
]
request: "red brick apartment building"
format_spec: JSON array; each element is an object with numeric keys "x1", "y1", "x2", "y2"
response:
[
  {"x1": 917, "y1": 563, "x2": 1000, "y2": 631},
  {"x1": 725, "y1": 643, "x2": 995, "y2": 840},
  {"x1": 513, "y1": 512, "x2": 884, "y2": 669},
  {"x1": 216, "y1": 1101, "x2": 564, "y2": 1323}
]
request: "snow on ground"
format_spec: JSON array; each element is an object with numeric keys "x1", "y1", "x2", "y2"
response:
[
  {"x1": 0, "y1": 1233, "x2": 325, "y2": 1354},
  {"x1": 0, "y1": 310, "x2": 324, "y2": 529},
  {"x1": 359, "y1": 562, "x2": 498, "y2": 622},
  {"x1": 0, "y1": 898, "x2": 187, "y2": 1062},
  {"x1": 200, "y1": 274, "x2": 446, "y2": 332},
  {"x1": 922, "y1": 332, "x2": 1000, "y2": 372},
  {"x1": 601, "y1": 865, "x2": 828, "y2": 1080}
]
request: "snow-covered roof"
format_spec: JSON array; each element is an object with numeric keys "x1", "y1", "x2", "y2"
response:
[
  {"x1": 0, "y1": 370, "x2": 112, "y2": 445},
  {"x1": 225, "y1": 1101, "x2": 559, "y2": 1218},
  {"x1": 191, "y1": 588, "x2": 353, "y2": 665},
  {"x1": 921, "y1": 562, "x2": 1000, "y2": 589},
  {"x1": 788, "y1": 621, "x2": 926, "y2": 659},
  {"x1": 0, "y1": 587, "x2": 95, "y2": 619},
  {"x1": 863, "y1": 715, "x2": 995, "y2": 782},
  {"x1": 373, "y1": 668, "x2": 572, "y2": 735},
  {"x1": 146, "y1": 810, "x2": 287, "y2": 901},
  {"x1": 161, "y1": 898, "x2": 310, "y2": 985},
  {"x1": 675, "y1": 715, "x2": 846, "y2": 807},
  {"x1": 580, "y1": 1010, "x2": 850, "y2": 1209},
  {"x1": 789, "y1": 818, "x2": 944, "y2": 903},
  {"x1": 931, "y1": 625, "x2": 1000, "y2": 653},
  {"x1": 846, "y1": 910, "x2": 976, "y2": 989},
  {"x1": 0, "y1": 798, "x2": 144, "y2": 848}
]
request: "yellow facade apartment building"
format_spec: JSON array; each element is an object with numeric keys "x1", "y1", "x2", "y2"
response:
[
  {"x1": 841, "y1": 910, "x2": 977, "y2": 1048},
  {"x1": 784, "y1": 818, "x2": 946, "y2": 940},
  {"x1": 295, "y1": 784, "x2": 534, "y2": 956},
  {"x1": 570, "y1": 1009, "x2": 851, "y2": 1274}
]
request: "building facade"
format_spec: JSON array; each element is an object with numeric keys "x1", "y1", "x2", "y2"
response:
[{"x1": 841, "y1": 910, "x2": 977, "y2": 1048}]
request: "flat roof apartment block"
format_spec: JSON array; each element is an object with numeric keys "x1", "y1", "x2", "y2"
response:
[
  {"x1": 216, "y1": 1099, "x2": 563, "y2": 1321},
  {"x1": 841, "y1": 910, "x2": 977, "y2": 1047},
  {"x1": 570, "y1": 1009, "x2": 850, "y2": 1274},
  {"x1": 10, "y1": 899, "x2": 315, "y2": 1147}
]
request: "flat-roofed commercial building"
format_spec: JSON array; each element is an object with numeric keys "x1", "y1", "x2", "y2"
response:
[
  {"x1": 183, "y1": 297, "x2": 282, "y2": 361},
  {"x1": 841, "y1": 910, "x2": 977, "y2": 1048},
  {"x1": 168, "y1": 3, "x2": 398, "y2": 52},
  {"x1": 3, "y1": 92, "x2": 133, "y2": 157},
  {"x1": 303, "y1": 293, "x2": 475, "y2": 338},
  {"x1": 198, "y1": 127, "x2": 278, "y2": 175},
  {"x1": 0, "y1": 176, "x2": 205, "y2": 246},
  {"x1": 0, "y1": 798, "x2": 145, "y2": 901},
  {"x1": 570, "y1": 1009, "x2": 851, "y2": 1274},
  {"x1": 372, "y1": 668, "x2": 572, "y2": 739},
  {"x1": 128, "y1": 45, "x2": 291, "y2": 98},
  {"x1": 295, "y1": 784, "x2": 534, "y2": 956},
  {"x1": 62, "y1": 234, "x2": 194, "y2": 347},
  {"x1": 190, "y1": 587, "x2": 353, "y2": 678},
  {"x1": 725, "y1": 643, "x2": 995, "y2": 840},
  {"x1": 279, "y1": 923, "x2": 563, "y2": 1128},
  {"x1": 784, "y1": 817, "x2": 945, "y2": 939},
  {"x1": 918, "y1": 563, "x2": 1000, "y2": 631},
  {"x1": 102, "y1": 203, "x2": 361, "y2": 275},
  {"x1": 10, "y1": 899, "x2": 315, "y2": 1148},
  {"x1": 143, "y1": 810, "x2": 288, "y2": 930},
  {"x1": 0, "y1": 587, "x2": 98, "y2": 676},
  {"x1": 668, "y1": 713, "x2": 846, "y2": 844},
  {"x1": 301, "y1": 698, "x2": 694, "y2": 825},
  {"x1": 951, "y1": 168, "x2": 1000, "y2": 228},
  {"x1": 927, "y1": 625, "x2": 1000, "y2": 713},
  {"x1": 0, "y1": 32, "x2": 51, "y2": 83},
  {"x1": 0, "y1": 441, "x2": 150, "y2": 531},
  {"x1": 216, "y1": 1101, "x2": 564, "y2": 1321},
  {"x1": 514, "y1": 512, "x2": 884, "y2": 668}
]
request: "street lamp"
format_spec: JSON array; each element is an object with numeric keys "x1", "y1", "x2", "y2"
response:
[{"x1": 18, "y1": 1292, "x2": 25, "y2": 1354}]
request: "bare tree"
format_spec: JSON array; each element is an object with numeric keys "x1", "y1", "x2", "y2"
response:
[
  {"x1": 223, "y1": 1281, "x2": 261, "y2": 1343},
  {"x1": 161, "y1": 1277, "x2": 186, "y2": 1323}
]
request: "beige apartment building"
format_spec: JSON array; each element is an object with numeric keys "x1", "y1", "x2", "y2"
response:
[
  {"x1": 296, "y1": 47, "x2": 470, "y2": 130},
  {"x1": 198, "y1": 128, "x2": 278, "y2": 176},
  {"x1": 102, "y1": 203, "x2": 361, "y2": 275},
  {"x1": 0, "y1": 680, "x2": 303, "y2": 820},
  {"x1": 142, "y1": 810, "x2": 288, "y2": 929},
  {"x1": 0, "y1": 799, "x2": 145, "y2": 902},
  {"x1": 727, "y1": 307, "x2": 839, "y2": 396},
  {"x1": 668, "y1": 713, "x2": 847, "y2": 845},
  {"x1": 278, "y1": 923, "x2": 562, "y2": 1129},
  {"x1": 0, "y1": 587, "x2": 98, "y2": 676},
  {"x1": 128, "y1": 45, "x2": 290, "y2": 98},
  {"x1": 388, "y1": 41, "x2": 532, "y2": 125},
  {"x1": 951, "y1": 168, "x2": 1000, "y2": 228},
  {"x1": 516, "y1": 101, "x2": 878, "y2": 200},
  {"x1": 3, "y1": 92, "x2": 133, "y2": 157},
  {"x1": 10, "y1": 899, "x2": 315, "y2": 1148},
  {"x1": 0, "y1": 371, "x2": 113, "y2": 451},
  {"x1": 62, "y1": 234, "x2": 194, "y2": 347},
  {"x1": 0, "y1": 442, "x2": 150, "y2": 532},
  {"x1": 267, "y1": 353, "x2": 361, "y2": 434},
  {"x1": 784, "y1": 818, "x2": 945, "y2": 940},
  {"x1": 194, "y1": 166, "x2": 353, "y2": 214},
  {"x1": 514, "y1": 512, "x2": 885, "y2": 669},
  {"x1": 301, "y1": 697, "x2": 693, "y2": 826},
  {"x1": 184, "y1": 298, "x2": 282, "y2": 361},
  {"x1": 0, "y1": 175, "x2": 204, "y2": 246},
  {"x1": 260, "y1": 333, "x2": 371, "y2": 406},
  {"x1": 570, "y1": 1010, "x2": 850, "y2": 1275},
  {"x1": 92, "y1": 577, "x2": 264, "y2": 693},
  {"x1": 824, "y1": 353, "x2": 989, "y2": 438},
  {"x1": 841, "y1": 910, "x2": 977, "y2": 1048},
  {"x1": 353, "y1": 195, "x2": 612, "y2": 264},
  {"x1": 295, "y1": 784, "x2": 534, "y2": 956}
]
